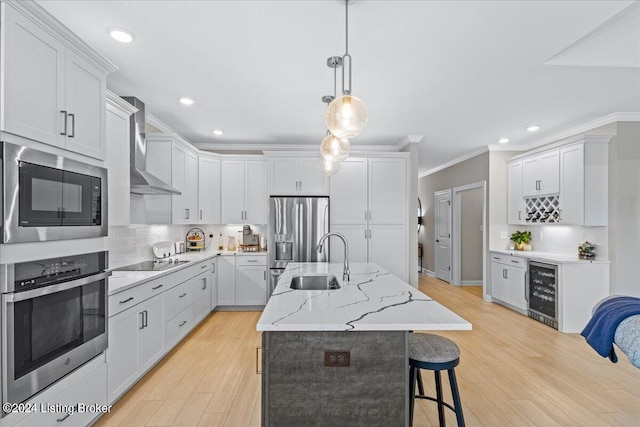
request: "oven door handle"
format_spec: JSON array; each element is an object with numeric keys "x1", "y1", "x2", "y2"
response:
[{"x1": 4, "y1": 271, "x2": 111, "y2": 303}]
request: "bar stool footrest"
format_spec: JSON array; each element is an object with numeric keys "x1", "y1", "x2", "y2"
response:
[{"x1": 414, "y1": 394, "x2": 457, "y2": 413}]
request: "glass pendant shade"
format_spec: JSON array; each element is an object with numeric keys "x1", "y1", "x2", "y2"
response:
[
  {"x1": 320, "y1": 133, "x2": 350, "y2": 162},
  {"x1": 318, "y1": 158, "x2": 341, "y2": 176},
  {"x1": 325, "y1": 94, "x2": 368, "y2": 139}
]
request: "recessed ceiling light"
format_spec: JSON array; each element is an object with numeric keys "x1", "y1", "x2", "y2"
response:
[
  {"x1": 179, "y1": 97, "x2": 194, "y2": 106},
  {"x1": 108, "y1": 28, "x2": 134, "y2": 43},
  {"x1": 212, "y1": 129, "x2": 224, "y2": 136},
  {"x1": 527, "y1": 125, "x2": 540, "y2": 132},
  {"x1": 498, "y1": 138, "x2": 509, "y2": 144}
]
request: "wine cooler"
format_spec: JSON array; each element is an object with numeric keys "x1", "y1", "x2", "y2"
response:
[{"x1": 527, "y1": 261, "x2": 558, "y2": 329}]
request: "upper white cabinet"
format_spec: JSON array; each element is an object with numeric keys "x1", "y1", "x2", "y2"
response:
[
  {"x1": 268, "y1": 156, "x2": 329, "y2": 195},
  {"x1": 221, "y1": 159, "x2": 268, "y2": 224},
  {"x1": 507, "y1": 160, "x2": 524, "y2": 225},
  {"x1": 559, "y1": 139, "x2": 608, "y2": 226},
  {"x1": 171, "y1": 144, "x2": 198, "y2": 224},
  {"x1": 106, "y1": 93, "x2": 136, "y2": 226},
  {"x1": 508, "y1": 135, "x2": 610, "y2": 226},
  {"x1": 330, "y1": 156, "x2": 409, "y2": 281},
  {"x1": 522, "y1": 150, "x2": 559, "y2": 196},
  {"x1": 0, "y1": 2, "x2": 115, "y2": 159},
  {"x1": 198, "y1": 156, "x2": 221, "y2": 224}
]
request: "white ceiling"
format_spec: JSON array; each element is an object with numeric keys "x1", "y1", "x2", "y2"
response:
[{"x1": 39, "y1": 0, "x2": 640, "y2": 176}]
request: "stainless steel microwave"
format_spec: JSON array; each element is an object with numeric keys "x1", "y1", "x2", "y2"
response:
[{"x1": 1, "y1": 142, "x2": 108, "y2": 243}]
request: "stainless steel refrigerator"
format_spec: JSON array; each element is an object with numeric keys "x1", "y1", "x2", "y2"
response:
[{"x1": 268, "y1": 196, "x2": 329, "y2": 297}]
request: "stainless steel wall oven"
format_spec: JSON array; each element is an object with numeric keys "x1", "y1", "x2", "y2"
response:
[
  {"x1": 1, "y1": 142, "x2": 108, "y2": 243},
  {"x1": 527, "y1": 261, "x2": 558, "y2": 329},
  {"x1": 1, "y1": 251, "x2": 108, "y2": 409}
]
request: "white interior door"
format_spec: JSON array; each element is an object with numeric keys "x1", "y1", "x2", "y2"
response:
[{"x1": 435, "y1": 190, "x2": 452, "y2": 282}]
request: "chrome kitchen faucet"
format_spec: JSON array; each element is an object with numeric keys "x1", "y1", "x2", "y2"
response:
[{"x1": 317, "y1": 232, "x2": 350, "y2": 281}]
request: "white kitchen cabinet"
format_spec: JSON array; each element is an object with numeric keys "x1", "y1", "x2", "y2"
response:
[
  {"x1": 193, "y1": 270, "x2": 213, "y2": 323},
  {"x1": 559, "y1": 139, "x2": 608, "y2": 226},
  {"x1": 507, "y1": 160, "x2": 524, "y2": 225},
  {"x1": 268, "y1": 156, "x2": 329, "y2": 195},
  {"x1": 107, "y1": 292, "x2": 164, "y2": 404},
  {"x1": 198, "y1": 156, "x2": 221, "y2": 224},
  {"x1": 1, "y1": 3, "x2": 113, "y2": 159},
  {"x1": 221, "y1": 159, "x2": 267, "y2": 224},
  {"x1": 330, "y1": 156, "x2": 409, "y2": 281},
  {"x1": 106, "y1": 93, "x2": 136, "y2": 226},
  {"x1": 217, "y1": 255, "x2": 237, "y2": 305},
  {"x1": 166, "y1": 305, "x2": 194, "y2": 350},
  {"x1": 211, "y1": 258, "x2": 219, "y2": 310},
  {"x1": 330, "y1": 158, "x2": 369, "y2": 224},
  {"x1": 490, "y1": 253, "x2": 526, "y2": 312},
  {"x1": 172, "y1": 144, "x2": 198, "y2": 224},
  {"x1": 522, "y1": 150, "x2": 559, "y2": 196},
  {"x1": 236, "y1": 256, "x2": 267, "y2": 306}
]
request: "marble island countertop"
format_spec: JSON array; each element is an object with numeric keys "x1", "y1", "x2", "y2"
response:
[{"x1": 257, "y1": 262, "x2": 472, "y2": 332}]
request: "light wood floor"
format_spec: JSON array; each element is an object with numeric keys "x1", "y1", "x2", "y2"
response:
[{"x1": 95, "y1": 275, "x2": 640, "y2": 426}]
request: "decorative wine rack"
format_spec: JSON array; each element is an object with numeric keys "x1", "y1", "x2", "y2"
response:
[{"x1": 525, "y1": 195, "x2": 560, "y2": 223}]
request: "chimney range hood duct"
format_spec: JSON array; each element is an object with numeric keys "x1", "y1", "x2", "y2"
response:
[{"x1": 122, "y1": 97, "x2": 181, "y2": 195}]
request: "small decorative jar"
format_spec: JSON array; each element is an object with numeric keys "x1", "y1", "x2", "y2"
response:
[{"x1": 578, "y1": 241, "x2": 596, "y2": 260}]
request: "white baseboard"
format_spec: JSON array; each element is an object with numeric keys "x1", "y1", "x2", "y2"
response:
[
  {"x1": 461, "y1": 280, "x2": 482, "y2": 286},
  {"x1": 421, "y1": 268, "x2": 435, "y2": 277}
]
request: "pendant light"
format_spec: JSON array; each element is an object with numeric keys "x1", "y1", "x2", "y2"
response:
[
  {"x1": 321, "y1": 56, "x2": 350, "y2": 163},
  {"x1": 325, "y1": 0, "x2": 368, "y2": 139},
  {"x1": 318, "y1": 157, "x2": 341, "y2": 176}
]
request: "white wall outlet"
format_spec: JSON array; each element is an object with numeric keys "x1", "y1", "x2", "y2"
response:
[
  {"x1": 500, "y1": 231, "x2": 508, "y2": 239},
  {"x1": 539, "y1": 231, "x2": 544, "y2": 240}
]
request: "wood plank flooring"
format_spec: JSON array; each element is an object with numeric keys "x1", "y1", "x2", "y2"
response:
[{"x1": 94, "y1": 275, "x2": 640, "y2": 426}]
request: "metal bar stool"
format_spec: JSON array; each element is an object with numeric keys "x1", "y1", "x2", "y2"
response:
[{"x1": 409, "y1": 333, "x2": 465, "y2": 427}]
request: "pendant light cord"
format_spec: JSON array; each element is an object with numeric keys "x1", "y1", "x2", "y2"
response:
[{"x1": 342, "y1": 0, "x2": 352, "y2": 95}]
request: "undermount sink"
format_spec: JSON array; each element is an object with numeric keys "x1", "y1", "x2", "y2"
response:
[{"x1": 289, "y1": 274, "x2": 341, "y2": 290}]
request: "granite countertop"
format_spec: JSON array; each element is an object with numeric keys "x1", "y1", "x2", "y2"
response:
[
  {"x1": 108, "y1": 248, "x2": 268, "y2": 295},
  {"x1": 490, "y1": 249, "x2": 609, "y2": 264},
  {"x1": 257, "y1": 262, "x2": 472, "y2": 332}
]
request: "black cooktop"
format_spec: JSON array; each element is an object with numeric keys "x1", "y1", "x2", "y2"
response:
[{"x1": 115, "y1": 259, "x2": 190, "y2": 272}]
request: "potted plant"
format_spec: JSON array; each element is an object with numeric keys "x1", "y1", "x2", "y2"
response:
[{"x1": 510, "y1": 230, "x2": 531, "y2": 251}]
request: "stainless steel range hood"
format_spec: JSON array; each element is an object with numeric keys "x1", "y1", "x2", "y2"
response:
[{"x1": 122, "y1": 97, "x2": 181, "y2": 195}]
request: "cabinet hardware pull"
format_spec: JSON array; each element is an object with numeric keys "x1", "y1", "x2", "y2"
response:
[
  {"x1": 185, "y1": 208, "x2": 190, "y2": 219},
  {"x1": 212, "y1": 264, "x2": 215, "y2": 273},
  {"x1": 201, "y1": 265, "x2": 207, "y2": 269},
  {"x1": 493, "y1": 257, "x2": 500, "y2": 260},
  {"x1": 505, "y1": 270, "x2": 508, "y2": 279},
  {"x1": 140, "y1": 311, "x2": 145, "y2": 330},
  {"x1": 56, "y1": 411, "x2": 72, "y2": 423},
  {"x1": 68, "y1": 113, "x2": 75, "y2": 138},
  {"x1": 144, "y1": 310, "x2": 148, "y2": 328},
  {"x1": 256, "y1": 346, "x2": 262, "y2": 374},
  {"x1": 60, "y1": 110, "x2": 68, "y2": 135},
  {"x1": 200, "y1": 210, "x2": 203, "y2": 220},
  {"x1": 120, "y1": 296, "x2": 134, "y2": 304},
  {"x1": 518, "y1": 211, "x2": 522, "y2": 220},
  {"x1": 179, "y1": 320, "x2": 187, "y2": 327},
  {"x1": 525, "y1": 270, "x2": 530, "y2": 302},
  {"x1": 152, "y1": 284, "x2": 163, "y2": 290},
  {"x1": 502, "y1": 269, "x2": 507, "y2": 279},
  {"x1": 179, "y1": 293, "x2": 187, "y2": 298},
  {"x1": 202, "y1": 278, "x2": 207, "y2": 290},
  {"x1": 364, "y1": 210, "x2": 367, "y2": 221},
  {"x1": 264, "y1": 270, "x2": 266, "y2": 280},
  {"x1": 364, "y1": 229, "x2": 368, "y2": 239},
  {"x1": 511, "y1": 260, "x2": 519, "y2": 263},
  {"x1": 247, "y1": 259, "x2": 258, "y2": 263}
]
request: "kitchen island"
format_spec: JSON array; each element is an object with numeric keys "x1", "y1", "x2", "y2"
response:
[{"x1": 257, "y1": 262, "x2": 471, "y2": 426}]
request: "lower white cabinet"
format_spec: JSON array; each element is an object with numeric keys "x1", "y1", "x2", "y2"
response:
[
  {"x1": 166, "y1": 305, "x2": 194, "y2": 350},
  {"x1": 217, "y1": 255, "x2": 267, "y2": 306},
  {"x1": 107, "y1": 292, "x2": 165, "y2": 404},
  {"x1": 193, "y1": 270, "x2": 213, "y2": 323},
  {"x1": 218, "y1": 255, "x2": 237, "y2": 305},
  {"x1": 237, "y1": 256, "x2": 267, "y2": 306},
  {"x1": 490, "y1": 253, "x2": 526, "y2": 311}
]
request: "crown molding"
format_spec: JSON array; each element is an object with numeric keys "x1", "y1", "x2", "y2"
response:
[
  {"x1": 106, "y1": 90, "x2": 138, "y2": 114},
  {"x1": 193, "y1": 142, "x2": 400, "y2": 153},
  {"x1": 420, "y1": 146, "x2": 490, "y2": 178},
  {"x1": 519, "y1": 112, "x2": 639, "y2": 151},
  {"x1": 396, "y1": 135, "x2": 424, "y2": 151},
  {"x1": 5, "y1": 0, "x2": 118, "y2": 75}
]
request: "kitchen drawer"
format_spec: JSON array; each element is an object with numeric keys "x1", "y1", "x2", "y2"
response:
[
  {"x1": 164, "y1": 280, "x2": 193, "y2": 320},
  {"x1": 109, "y1": 285, "x2": 147, "y2": 317},
  {"x1": 490, "y1": 253, "x2": 525, "y2": 269},
  {"x1": 166, "y1": 305, "x2": 194, "y2": 350},
  {"x1": 236, "y1": 255, "x2": 267, "y2": 266},
  {"x1": 16, "y1": 364, "x2": 107, "y2": 427}
]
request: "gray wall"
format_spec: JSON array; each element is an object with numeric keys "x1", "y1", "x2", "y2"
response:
[
  {"x1": 608, "y1": 121, "x2": 640, "y2": 296},
  {"x1": 418, "y1": 152, "x2": 490, "y2": 273},
  {"x1": 461, "y1": 187, "x2": 483, "y2": 282}
]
